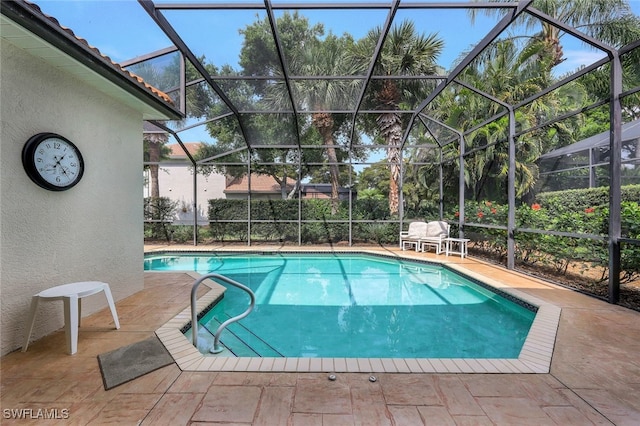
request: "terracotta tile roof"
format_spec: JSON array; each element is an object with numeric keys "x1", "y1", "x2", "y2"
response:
[
  {"x1": 225, "y1": 174, "x2": 295, "y2": 193},
  {"x1": 169, "y1": 143, "x2": 202, "y2": 158},
  {"x1": 20, "y1": 0, "x2": 174, "y2": 106}
]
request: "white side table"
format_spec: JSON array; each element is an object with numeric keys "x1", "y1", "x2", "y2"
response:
[
  {"x1": 22, "y1": 281, "x2": 120, "y2": 354},
  {"x1": 445, "y1": 238, "x2": 470, "y2": 258}
]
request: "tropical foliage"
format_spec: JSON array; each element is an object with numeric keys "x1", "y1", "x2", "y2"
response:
[{"x1": 414, "y1": 0, "x2": 640, "y2": 206}]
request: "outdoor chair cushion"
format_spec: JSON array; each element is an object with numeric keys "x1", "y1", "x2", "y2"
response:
[
  {"x1": 407, "y1": 221, "x2": 428, "y2": 239},
  {"x1": 425, "y1": 221, "x2": 448, "y2": 238}
]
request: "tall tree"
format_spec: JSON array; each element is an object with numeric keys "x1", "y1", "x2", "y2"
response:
[
  {"x1": 468, "y1": 0, "x2": 640, "y2": 196},
  {"x1": 471, "y1": 0, "x2": 640, "y2": 66},
  {"x1": 350, "y1": 20, "x2": 444, "y2": 215},
  {"x1": 240, "y1": 12, "x2": 360, "y2": 212},
  {"x1": 194, "y1": 61, "x2": 303, "y2": 197},
  {"x1": 143, "y1": 132, "x2": 170, "y2": 198},
  {"x1": 195, "y1": 13, "x2": 362, "y2": 212},
  {"x1": 288, "y1": 33, "x2": 360, "y2": 213}
]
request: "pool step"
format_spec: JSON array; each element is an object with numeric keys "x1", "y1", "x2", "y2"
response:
[
  {"x1": 217, "y1": 315, "x2": 283, "y2": 357},
  {"x1": 215, "y1": 327, "x2": 259, "y2": 357},
  {"x1": 200, "y1": 310, "x2": 283, "y2": 357}
]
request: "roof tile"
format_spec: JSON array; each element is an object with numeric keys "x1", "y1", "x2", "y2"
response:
[
  {"x1": 169, "y1": 143, "x2": 202, "y2": 158},
  {"x1": 225, "y1": 175, "x2": 294, "y2": 193}
]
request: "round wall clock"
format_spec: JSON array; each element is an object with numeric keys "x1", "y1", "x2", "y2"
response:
[{"x1": 22, "y1": 133, "x2": 85, "y2": 191}]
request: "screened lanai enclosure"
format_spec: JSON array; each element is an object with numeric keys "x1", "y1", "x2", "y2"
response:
[{"x1": 43, "y1": 1, "x2": 640, "y2": 307}]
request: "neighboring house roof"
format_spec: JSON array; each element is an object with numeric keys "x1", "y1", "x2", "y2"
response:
[
  {"x1": 0, "y1": 0, "x2": 182, "y2": 120},
  {"x1": 301, "y1": 183, "x2": 352, "y2": 194},
  {"x1": 224, "y1": 174, "x2": 294, "y2": 194},
  {"x1": 223, "y1": 178, "x2": 356, "y2": 198},
  {"x1": 168, "y1": 143, "x2": 203, "y2": 159},
  {"x1": 300, "y1": 183, "x2": 355, "y2": 200}
]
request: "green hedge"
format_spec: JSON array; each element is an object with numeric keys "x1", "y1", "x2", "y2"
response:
[
  {"x1": 209, "y1": 198, "x2": 394, "y2": 221},
  {"x1": 535, "y1": 184, "x2": 640, "y2": 216},
  {"x1": 207, "y1": 198, "x2": 401, "y2": 244}
]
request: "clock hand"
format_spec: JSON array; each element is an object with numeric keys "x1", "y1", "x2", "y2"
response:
[
  {"x1": 53, "y1": 155, "x2": 64, "y2": 165},
  {"x1": 59, "y1": 165, "x2": 75, "y2": 178}
]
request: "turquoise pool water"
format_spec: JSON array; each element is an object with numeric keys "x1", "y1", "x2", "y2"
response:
[{"x1": 144, "y1": 253, "x2": 536, "y2": 358}]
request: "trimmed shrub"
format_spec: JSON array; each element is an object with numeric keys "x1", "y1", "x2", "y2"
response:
[
  {"x1": 535, "y1": 184, "x2": 640, "y2": 216},
  {"x1": 144, "y1": 197, "x2": 178, "y2": 242}
]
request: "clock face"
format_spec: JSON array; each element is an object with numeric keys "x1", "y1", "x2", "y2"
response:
[{"x1": 22, "y1": 133, "x2": 84, "y2": 191}]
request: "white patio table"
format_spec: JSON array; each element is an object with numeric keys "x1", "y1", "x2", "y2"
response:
[{"x1": 22, "y1": 281, "x2": 120, "y2": 354}]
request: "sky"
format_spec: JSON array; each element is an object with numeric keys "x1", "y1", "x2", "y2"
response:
[
  {"x1": 33, "y1": 0, "x2": 640, "y2": 69},
  {"x1": 31, "y1": 0, "x2": 640, "y2": 146}
]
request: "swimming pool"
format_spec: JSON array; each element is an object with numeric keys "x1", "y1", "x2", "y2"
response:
[{"x1": 145, "y1": 252, "x2": 537, "y2": 359}]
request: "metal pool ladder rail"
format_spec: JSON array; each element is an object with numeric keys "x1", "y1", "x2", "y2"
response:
[{"x1": 190, "y1": 273, "x2": 256, "y2": 354}]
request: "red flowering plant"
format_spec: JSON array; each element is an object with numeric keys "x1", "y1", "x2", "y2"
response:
[
  {"x1": 453, "y1": 190, "x2": 640, "y2": 285},
  {"x1": 516, "y1": 202, "x2": 548, "y2": 229},
  {"x1": 459, "y1": 200, "x2": 507, "y2": 226}
]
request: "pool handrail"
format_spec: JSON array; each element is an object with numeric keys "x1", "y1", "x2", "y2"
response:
[{"x1": 190, "y1": 273, "x2": 256, "y2": 353}]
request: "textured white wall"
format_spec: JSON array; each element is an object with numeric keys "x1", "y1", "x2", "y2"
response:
[
  {"x1": 157, "y1": 165, "x2": 226, "y2": 220},
  {"x1": 0, "y1": 40, "x2": 144, "y2": 355}
]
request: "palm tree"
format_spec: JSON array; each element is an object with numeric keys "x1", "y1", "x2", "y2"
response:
[
  {"x1": 350, "y1": 20, "x2": 444, "y2": 215},
  {"x1": 471, "y1": 0, "x2": 639, "y2": 66},
  {"x1": 467, "y1": 0, "x2": 640, "y2": 198},
  {"x1": 251, "y1": 16, "x2": 359, "y2": 214}
]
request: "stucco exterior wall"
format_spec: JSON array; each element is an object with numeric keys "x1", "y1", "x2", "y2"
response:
[
  {"x1": 0, "y1": 40, "x2": 144, "y2": 355},
  {"x1": 145, "y1": 165, "x2": 226, "y2": 222}
]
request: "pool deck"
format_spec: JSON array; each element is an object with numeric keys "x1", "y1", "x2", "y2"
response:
[{"x1": 2, "y1": 244, "x2": 640, "y2": 424}]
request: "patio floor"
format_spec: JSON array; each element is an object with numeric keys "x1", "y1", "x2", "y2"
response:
[{"x1": 2, "y1": 245, "x2": 639, "y2": 425}]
